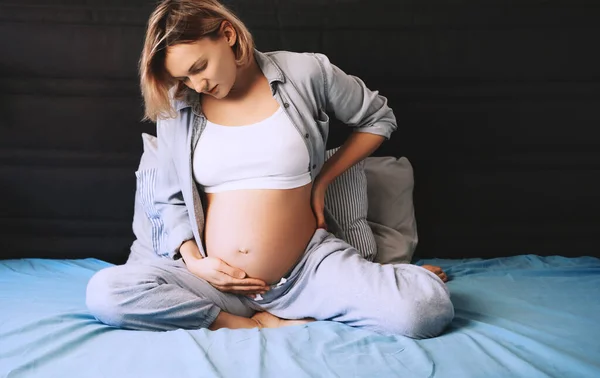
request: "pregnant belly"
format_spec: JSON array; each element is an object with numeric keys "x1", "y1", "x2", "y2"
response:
[{"x1": 203, "y1": 183, "x2": 318, "y2": 285}]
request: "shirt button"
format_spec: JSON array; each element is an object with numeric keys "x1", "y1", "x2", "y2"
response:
[
  {"x1": 304, "y1": 133, "x2": 309, "y2": 138},
  {"x1": 312, "y1": 164, "x2": 316, "y2": 169},
  {"x1": 284, "y1": 103, "x2": 290, "y2": 108}
]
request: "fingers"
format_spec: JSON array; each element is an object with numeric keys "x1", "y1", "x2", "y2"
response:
[
  {"x1": 210, "y1": 259, "x2": 267, "y2": 286},
  {"x1": 311, "y1": 187, "x2": 327, "y2": 230},
  {"x1": 213, "y1": 285, "x2": 269, "y2": 294},
  {"x1": 315, "y1": 212, "x2": 327, "y2": 230},
  {"x1": 228, "y1": 277, "x2": 269, "y2": 287},
  {"x1": 213, "y1": 275, "x2": 269, "y2": 288},
  {"x1": 216, "y1": 260, "x2": 247, "y2": 279},
  {"x1": 214, "y1": 285, "x2": 268, "y2": 294},
  {"x1": 210, "y1": 271, "x2": 270, "y2": 291}
]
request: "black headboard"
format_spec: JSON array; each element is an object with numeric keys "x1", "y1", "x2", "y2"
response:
[{"x1": 2, "y1": 0, "x2": 599, "y2": 263}]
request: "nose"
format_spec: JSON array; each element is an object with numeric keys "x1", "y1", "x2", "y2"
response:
[{"x1": 189, "y1": 76, "x2": 207, "y2": 94}]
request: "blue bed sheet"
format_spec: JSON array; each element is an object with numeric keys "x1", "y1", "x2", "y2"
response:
[{"x1": 1, "y1": 255, "x2": 599, "y2": 378}]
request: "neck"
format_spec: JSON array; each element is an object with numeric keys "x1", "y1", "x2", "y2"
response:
[{"x1": 227, "y1": 55, "x2": 261, "y2": 99}]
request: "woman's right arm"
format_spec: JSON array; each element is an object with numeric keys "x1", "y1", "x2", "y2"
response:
[{"x1": 154, "y1": 117, "x2": 198, "y2": 260}]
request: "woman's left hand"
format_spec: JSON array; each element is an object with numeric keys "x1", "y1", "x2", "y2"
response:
[{"x1": 311, "y1": 180, "x2": 328, "y2": 230}]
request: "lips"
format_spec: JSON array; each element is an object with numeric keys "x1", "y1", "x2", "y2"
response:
[{"x1": 207, "y1": 85, "x2": 218, "y2": 94}]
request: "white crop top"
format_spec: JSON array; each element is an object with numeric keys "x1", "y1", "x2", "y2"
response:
[{"x1": 193, "y1": 107, "x2": 312, "y2": 193}]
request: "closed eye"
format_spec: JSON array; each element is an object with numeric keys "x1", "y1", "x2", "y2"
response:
[
  {"x1": 174, "y1": 61, "x2": 207, "y2": 82},
  {"x1": 190, "y1": 62, "x2": 207, "y2": 74}
]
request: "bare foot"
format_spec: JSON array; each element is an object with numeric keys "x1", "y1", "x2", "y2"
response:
[
  {"x1": 421, "y1": 264, "x2": 448, "y2": 282},
  {"x1": 251, "y1": 311, "x2": 315, "y2": 329}
]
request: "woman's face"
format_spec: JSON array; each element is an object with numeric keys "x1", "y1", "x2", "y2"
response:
[{"x1": 164, "y1": 23, "x2": 238, "y2": 99}]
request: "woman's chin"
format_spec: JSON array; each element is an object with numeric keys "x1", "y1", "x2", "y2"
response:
[{"x1": 209, "y1": 87, "x2": 229, "y2": 99}]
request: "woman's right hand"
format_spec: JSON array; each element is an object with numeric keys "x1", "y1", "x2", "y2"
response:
[{"x1": 185, "y1": 256, "x2": 270, "y2": 296}]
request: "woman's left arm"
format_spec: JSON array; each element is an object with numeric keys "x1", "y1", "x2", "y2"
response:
[
  {"x1": 310, "y1": 54, "x2": 398, "y2": 228},
  {"x1": 316, "y1": 132, "x2": 385, "y2": 187},
  {"x1": 311, "y1": 132, "x2": 385, "y2": 228}
]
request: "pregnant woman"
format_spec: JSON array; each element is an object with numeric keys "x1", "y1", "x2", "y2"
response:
[{"x1": 86, "y1": 0, "x2": 454, "y2": 338}]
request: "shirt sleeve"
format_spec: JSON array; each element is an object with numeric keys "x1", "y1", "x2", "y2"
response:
[
  {"x1": 154, "y1": 117, "x2": 194, "y2": 259},
  {"x1": 313, "y1": 53, "x2": 398, "y2": 140}
]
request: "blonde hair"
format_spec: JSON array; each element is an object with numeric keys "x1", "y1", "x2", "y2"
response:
[{"x1": 139, "y1": 0, "x2": 254, "y2": 121}]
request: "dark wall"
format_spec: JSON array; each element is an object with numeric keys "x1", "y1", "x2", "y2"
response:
[{"x1": 1, "y1": 0, "x2": 599, "y2": 263}]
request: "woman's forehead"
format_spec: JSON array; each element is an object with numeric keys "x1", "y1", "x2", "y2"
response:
[{"x1": 164, "y1": 41, "x2": 207, "y2": 75}]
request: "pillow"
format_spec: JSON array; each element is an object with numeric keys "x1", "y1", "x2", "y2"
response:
[
  {"x1": 364, "y1": 156, "x2": 418, "y2": 264},
  {"x1": 324, "y1": 148, "x2": 377, "y2": 261},
  {"x1": 127, "y1": 133, "x2": 164, "y2": 263}
]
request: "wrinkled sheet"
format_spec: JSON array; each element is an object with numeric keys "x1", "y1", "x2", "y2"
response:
[{"x1": 1, "y1": 255, "x2": 599, "y2": 378}]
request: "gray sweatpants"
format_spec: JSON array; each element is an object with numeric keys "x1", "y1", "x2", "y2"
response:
[{"x1": 86, "y1": 229, "x2": 454, "y2": 338}]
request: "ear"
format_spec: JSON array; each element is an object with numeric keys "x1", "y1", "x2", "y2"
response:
[{"x1": 220, "y1": 20, "x2": 237, "y2": 47}]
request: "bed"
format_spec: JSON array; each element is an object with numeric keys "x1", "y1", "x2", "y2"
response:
[
  {"x1": 2, "y1": 1, "x2": 600, "y2": 377},
  {"x1": 2, "y1": 255, "x2": 599, "y2": 377}
]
